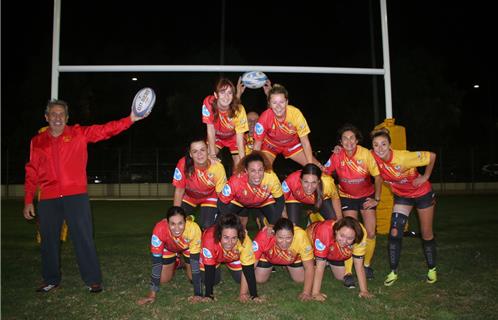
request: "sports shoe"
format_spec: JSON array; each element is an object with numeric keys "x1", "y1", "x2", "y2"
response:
[
  {"x1": 88, "y1": 284, "x2": 103, "y2": 293},
  {"x1": 426, "y1": 267, "x2": 437, "y2": 284},
  {"x1": 384, "y1": 271, "x2": 398, "y2": 286},
  {"x1": 36, "y1": 283, "x2": 59, "y2": 293},
  {"x1": 364, "y1": 266, "x2": 374, "y2": 280},
  {"x1": 343, "y1": 274, "x2": 356, "y2": 289}
]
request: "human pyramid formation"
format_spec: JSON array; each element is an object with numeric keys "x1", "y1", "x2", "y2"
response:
[{"x1": 138, "y1": 75, "x2": 438, "y2": 304}]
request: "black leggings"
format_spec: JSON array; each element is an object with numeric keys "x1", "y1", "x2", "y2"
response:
[
  {"x1": 286, "y1": 198, "x2": 336, "y2": 226},
  {"x1": 218, "y1": 201, "x2": 282, "y2": 225},
  {"x1": 181, "y1": 202, "x2": 219, "y2": 230}
]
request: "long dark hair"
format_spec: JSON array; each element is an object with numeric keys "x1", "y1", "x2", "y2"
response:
[
  {"x1": 333, "y1": 217, "x2": 364, "y2": 245},
  {"x1": 213, "y1": 78, "x2": 241, "y2": 120},
  {"x1": 235, "y1": 151, "x2": 272, "y2": 174},
  {"x1": 214, "y1": 213, "x2": 245, "y2": 243},
  {"x1": 166, "y1": 206, "x2": 186, "y2": 221},
  {"x1": 185, "y1": 138, "x2": 207, "y2": 177},
  {"x1": 301, "y1": 163, "x2": 323, "y2": 210},
  {"x1": 273, "y1": 218, "x2": 294, "y2": 235}
]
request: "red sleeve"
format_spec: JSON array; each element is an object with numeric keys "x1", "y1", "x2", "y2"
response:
[
  {"x1": 218, "y1": 175, "x2": 236, "y2": 204},
  {"x1": 172, "y1": 157, "x2": 187, "y2": 188},
  {"x1": 323, "y1": 153, "x2": 335, "y2": 176},
  {"x1": 150, "y1": 221, "x2": 167, "y2": 256},
  {"x1": 313, "y1": 222, "x2": 331, "y2": 259},
  {"x1": 80, "y1": 116, "x2": 133, "y2": 143},
  {"x1": 252, "y1": 228, "x2": 270, "y2": 261},
  {"x1": 201, "y1": 95, "x2": 215, "y2": 125},
  {"x1": 253, "y1": 110, "x2": 270, "y2": 142},
  {"x1": 201, "y1": 227, "x2": 218, "y2": 266},
  {"x1": 24, "y1": 138, "x2": 39, "y2": 204}
]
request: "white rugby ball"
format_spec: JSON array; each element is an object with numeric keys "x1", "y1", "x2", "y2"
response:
[
  {"x1": 132, "y1": 87, "x2": 156, "y2": 117},
  {"x1": 241, "y1": 71, "x2": 268, "y2": 89}
]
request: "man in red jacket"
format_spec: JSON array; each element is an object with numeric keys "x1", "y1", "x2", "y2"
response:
[{"x1": 23, "y1": 99, "x2": 148, "y2": 293}]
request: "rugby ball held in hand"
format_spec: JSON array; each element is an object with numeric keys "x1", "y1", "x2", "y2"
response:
[
  {"x1": 132, "y1": 87, "x2": 156, "y2": 117},
  {"x1": 241, "y1": 71, "x2": 268, "y2": 89}
]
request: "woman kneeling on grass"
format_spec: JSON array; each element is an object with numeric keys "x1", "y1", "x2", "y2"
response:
[
  {"x1": 138, "y1": 206, "x2": 202, "y2": 305},
  {"x1": 252, "y1": 218, "x2": 315, "y2": 301},
  {"x1": 307, "y1": 216, "x2": 373, "y2": 300},
  {"x1": 370, "y1": 129, "x2": 438, "y2": 286},
  {"x1": 198, "y1": 213, "x2": 263, "y2": 303}
]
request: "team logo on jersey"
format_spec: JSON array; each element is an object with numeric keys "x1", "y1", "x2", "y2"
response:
[
  {"x1": 255, "y1": 122, "x2": 264, "y2": 135},
  {"x1": 252, "y1": 241, "x2": 259, "y2": 252},
  {"x1": 315, "y1": 239, "x2": 326, "y2": 251},
  {"x1": 173, "y1": 168, "x2": 182, "y2": 181},
  {"x1": 151, "y1": 235, "x2": 162, "y2": 248},
  {"x1": 324, "y1": 159, "x2": 331, "y2": 168},
  {"x1": 222, "y1": 184, "x2": 232, "y2": 196},
  {"x1": 357, "y1": 159, "x2": 363, "y2": 164},
  {"x1": 395, "y1": 165, "x2": 401, "y2": 171},
  {"x1": 416, "y1": 151, "x2": 422, "y2": 158},
  {"x1": 202, "y1": 105, "x2": 210, "y2": 117},
  {"x1": 202, "y1": 248, "x2": 213, "y2": 259},
  {"x1": 282, "y1": 181, "x2": 290, "y2": 193},
  {"x1": 305, "y1": 245, "x2": 312, "y2": 253}
]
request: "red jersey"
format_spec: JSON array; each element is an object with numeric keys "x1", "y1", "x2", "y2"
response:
[
  {"x1": 200, "y1": 226, "x2": 255, "y2": 270},
  {"x1": 254, "y1": 105, "x2": 310, "y2": 147},
  {"x1": 218, "y1": 171, "x2": 283, "y2": 208},
  {"x1": 201, "y1": 95, "x2": 248, "y2": 139},
  {"x1": 252, "y1": 226, "x2": 313, "y2": 265},
  {"x1": 150, "y1": 219, "x2": 202, "y2": 257},
  {"x1": 24, "y1": 116, "x2": 133, "y2": 204},
  {"x1": 323, "y1": 146, "x2": 379, "y2": 198},
  {"x1": 307, "y1": 220, "x2": 367, "y2": 261},
  {"x1": 372, "y1": 149, "x2": 432, "y2": 198},
  {"x1": 282, "y1": 170, "x2": 339, "y2": 204},
  {"x1": 173, "y1": 157, "x2": 226, "y2": 199}
]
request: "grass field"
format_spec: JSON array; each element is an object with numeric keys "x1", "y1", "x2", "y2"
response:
[{"x1": 2, "y1": 195, "x2": 498, "y2": 320}]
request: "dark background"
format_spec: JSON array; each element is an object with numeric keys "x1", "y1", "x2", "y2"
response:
[{"x1": 2, "y1": 1, "x2": 496, "y2": 184}]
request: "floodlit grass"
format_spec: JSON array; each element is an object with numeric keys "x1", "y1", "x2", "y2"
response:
[{"x1": 2, "y1": 195, "x2": 498, "y2": 319}]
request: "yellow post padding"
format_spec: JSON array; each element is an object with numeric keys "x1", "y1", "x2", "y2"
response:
[{"x1": 373, "y1": 118, "x2": 406, "y2": 234}]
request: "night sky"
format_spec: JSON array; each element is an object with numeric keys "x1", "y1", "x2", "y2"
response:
[{"x1": 1, "y1": 1, "x2": 496, "y2": 182}]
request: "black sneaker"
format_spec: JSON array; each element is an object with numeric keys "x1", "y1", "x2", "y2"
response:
[
  {"x1": 88, "y1": 284, "x2": 103, "y2": 293},
  {"x1": 343, "y1": 274, "x2": 356, "y2": 289},
  {"x1": 36, "y1": 283, "x2": 59, "y2": 293},
  {"x1": 364, "y1": 266, "x2": 375, "y2": 280}
]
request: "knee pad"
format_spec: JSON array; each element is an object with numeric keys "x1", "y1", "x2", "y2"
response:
[{"x1": 389, "y1": 212, "x2": 408, "y2": 240}]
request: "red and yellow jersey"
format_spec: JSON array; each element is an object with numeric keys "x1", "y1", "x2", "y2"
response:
[
  {"x1": 372, "y1": 149, "x2": 432, "y2": 197},
  {"x1": 218, "y1": 170, "x2": 283, "y2": 208},
  {"x1": 244, "y1": 132, "x2": 255, "y2": 155},
  {"x1": 202, "y1": 95, "x2": 248, "y2": 138},
  {"x1": 200, "y1": 226, "x2": 255, "y2": 268},
  {"x1": 307, "y1": 220, "x2": 367, "y2": 261},
  {"x1": 253, "y1": 226, "x2": 314, "y2": 265},
  {"x1": 150, "y1": 219, "x2": 202, "y2": 257},
  {"x1": 323, "y1": 146, "x2": 379, "y2": 199},
  {"x1": 254, "y1": 105, "x2": 310, "y2": 147},
  {"x1": 173, "y1": 157, "x2": 227, "y2": 199},
  {"x1": 282, "y1": 170, "x2": 339, "y2": 204}
]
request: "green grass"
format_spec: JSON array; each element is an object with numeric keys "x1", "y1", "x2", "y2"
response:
[{"x1": 2, "y1": 195, "x2": 498, "y2": 319}]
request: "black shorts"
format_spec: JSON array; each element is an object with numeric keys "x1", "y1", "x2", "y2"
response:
[
  {"x1": 316, "y1": 256, "x2": 345, "y2": 267},
  {"x1": 341, "y1": 193, "x2": 377, "y2": 212},
  {"x1": 256, "y1": 260, "x2": 303, "y2": 268},
  {"x1": 394, "y1": 190, "x2": 436, "y2": 209}
]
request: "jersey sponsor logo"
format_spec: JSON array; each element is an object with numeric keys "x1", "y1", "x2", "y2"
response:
[
  {"x1": 255, "y1": 122, "x2": 264, "y2": 136},
  {"x1": 416, "y1": 151, "x2": 422, "y2": 158},
  {"x1": 151, "y1": 235, "x2": 162, "y2": 247},
  {"x1": 202, "y1": 247, "x2": 213, "y2": 259},
  {"x1": 324, "y1": 159, "x2": 331, "y2": 168},
  {"x1": 252, "y1": 240, "x2": 259, "y2": 252},
  {"x1": 282, "y1": 181, "x2": 290, "y2": 193},
  {"x1": 315, "y1": 239, "x2": 326, "y2": 251},
  {"x1": 231, "y1": 260, "x2": 241, "y2": 265},
  {"x1": 202, "y1": 105, "x2": 210, "y2": 117},
  {"x1": 174, "y1": 168, "x2": 182, "y2": 181},
  {"x1": 222, "y1": 184, "x2": 232, "y2": 196}
]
